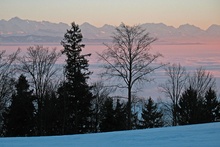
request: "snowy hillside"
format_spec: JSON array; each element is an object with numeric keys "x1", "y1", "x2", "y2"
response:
[{"x1": 0, "y1": 122, "x2": 220, "y2": 147}]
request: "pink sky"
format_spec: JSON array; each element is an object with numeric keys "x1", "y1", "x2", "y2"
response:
[{"x1": 0, "y1": 0, "x2": 220, "y2": 29}]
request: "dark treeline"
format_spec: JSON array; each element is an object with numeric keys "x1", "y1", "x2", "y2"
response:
[
  {"x1": 160, "y1": 64, "x2": 220, "y2": 126},
  {"x1": 0, "y1": 23, "x2": 220, "y2": 137}
]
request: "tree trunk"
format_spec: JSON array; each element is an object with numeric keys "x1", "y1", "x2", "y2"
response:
[
  {"x1": 173, "y1": 104, "x2": 177, "y2": 126},
  {"x1": 128, "y1": 85, "x2": 132, "y2": 130}
]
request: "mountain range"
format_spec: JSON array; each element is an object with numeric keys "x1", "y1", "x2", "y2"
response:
[{"x1": 0, "y1": 17, "x2": 220, "y2": 44}]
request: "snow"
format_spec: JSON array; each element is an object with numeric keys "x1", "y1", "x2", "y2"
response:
[{"x1": 0, "y1": 122, "x2": 220, "y2": 147}]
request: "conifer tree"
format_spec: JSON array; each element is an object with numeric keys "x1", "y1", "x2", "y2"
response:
[
  {"x1": 114, "y1": 99, "x2": 127, "y2": 131},
  {"x1": 100, "y1": 98, "x2": 115, "y2": 132},
  {"x1": 140, "y1": 97, "x2": 163, "y2": 128},
  {"x1": 203, "y1": 88, "x2": 220, "y2": 122},
  {"x1": 99, "y1": 98, "x2": 127, "y2": 132},
  {"x1": 60, "y1": 22, "x2": 93, "y2": 134},
  {"x1": 41, "y1": 90, "x2": 61, "y2": 135},
  {"x1": 178, "y1": 86, "x2": 203, "y2": 125},
  {"x1": 3, "y1": 74, "x2": 35, "y2": 136},
  {"x1": 19, "y1": 45, "x2": 61, "y2": 136}
]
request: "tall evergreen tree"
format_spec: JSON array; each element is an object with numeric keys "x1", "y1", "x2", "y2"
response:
[
  {"x1": 100, "y1": 98, "x2": 115, "y2": 132},
  {"x1": 41, "y1": 90, "x2": 61, "y2": 135},
  {"x1": 60, "y1": 22, "x2": 93, "y2": 134},
  {"x1": 203, "y1": 88, "x2": 220, "y2": 122},
  {"x1": 99, "y1": 98, "x2": 127, "y2": 132},
  {"x1": 114, "y1": 99, "x2": 127, "y2": 131},
  {"x1": 57, "y1": 82, "x2": 68, "y2": 134},
  {"x1": 140, "y1": 97, "x2": 163, "y2": 128},
  {"x1": 178, "y1": 86, "x2": 203, "y2": 125},
  {"x1": 3, "y1": 74, "x2": 35, "y2": 136}
]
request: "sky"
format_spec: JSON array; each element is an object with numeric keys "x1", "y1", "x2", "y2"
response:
[{"x1": 0, "y1": 0, "x2": 220, "y2": 29}]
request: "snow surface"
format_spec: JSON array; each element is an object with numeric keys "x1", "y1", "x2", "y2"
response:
[{"x1": 0, "y1": 122, "x2": 220, "y2": 147}]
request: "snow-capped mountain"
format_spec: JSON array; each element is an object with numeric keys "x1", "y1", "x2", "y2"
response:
[
  {"x1": 0, "y1": 17, "x2": 220, "y2": 43},
  {"x1": 177, "y1": 24, "x2": 205, "y2": 38},
  {"x1": 0, "y1": 17, "x2": 69, "y2": 37},
  {"x1": 206, "y1": 24, "x2": 220, "y2": 37},
  {"x1": 80, "y1": 22, "x2": 115, "y2": 40}
]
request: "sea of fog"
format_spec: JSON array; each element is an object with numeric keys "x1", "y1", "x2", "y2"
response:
[{"x1": 0, "y1": 43, "x2": 220, "y2": 101}]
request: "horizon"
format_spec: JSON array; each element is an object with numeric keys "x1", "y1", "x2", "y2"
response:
[
  {"x1": 1, "y1": 0, "x2": 220, "y2": 30},
  {"x1": 1, "y1": 16, "x2": 219, "y2": 31}
]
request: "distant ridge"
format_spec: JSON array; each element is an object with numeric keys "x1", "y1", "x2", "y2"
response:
[{"x1": 0, "y1": 17, "x2": 220, "y2": 43}]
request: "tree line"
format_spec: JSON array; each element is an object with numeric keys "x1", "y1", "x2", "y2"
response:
[
  {"x1": 0, "y1": 22, "x2": 219, "y2": 137},
  {"x1": 160, "y1": 64, "x2": 220, "y2": 126}
]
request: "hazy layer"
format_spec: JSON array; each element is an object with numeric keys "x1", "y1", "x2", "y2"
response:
[{"x1": 0, "y1": 43, "x2": 219, "y2": 100}]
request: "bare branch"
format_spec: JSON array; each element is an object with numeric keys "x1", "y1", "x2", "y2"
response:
[
  {"x1": 159, "y1": 63, "x2": 188, "y2": 126},
  {"x1": 97, "y1": 23, "x2": 165, "y2": 129},
  {"x1": 188, "y1": 67, "x2": 216, "y2": 97},
  {"x1": 18, "y1": 45, "x2": 61, "y2": 100},
  {"x1": 0, "y1": 49, "x2": 19, "y2": 118}
]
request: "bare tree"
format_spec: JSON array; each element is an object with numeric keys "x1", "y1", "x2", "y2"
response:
[
  {"x1": 98, "y1": 23, "x2": 164, "y2": 129},
  {"x1": 189, "y1": 67, "x2": 216, "y2": 97},
  {"x1": 18, "y1": 45, "x2": 61, "y2": 135},
  {"x1": 159, "y1": 64, "x2": 188, "y2": 126},
  {"x1": 0, "y1": 50, "x2": 19, "y2": 131},
  {"x1": 91, "y1": 81, "x2": 113, "y2": 132}
]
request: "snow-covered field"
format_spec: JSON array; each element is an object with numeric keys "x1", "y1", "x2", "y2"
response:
[{"x1": 0, "y1": 122, "x2": 220, "y2": 147}]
